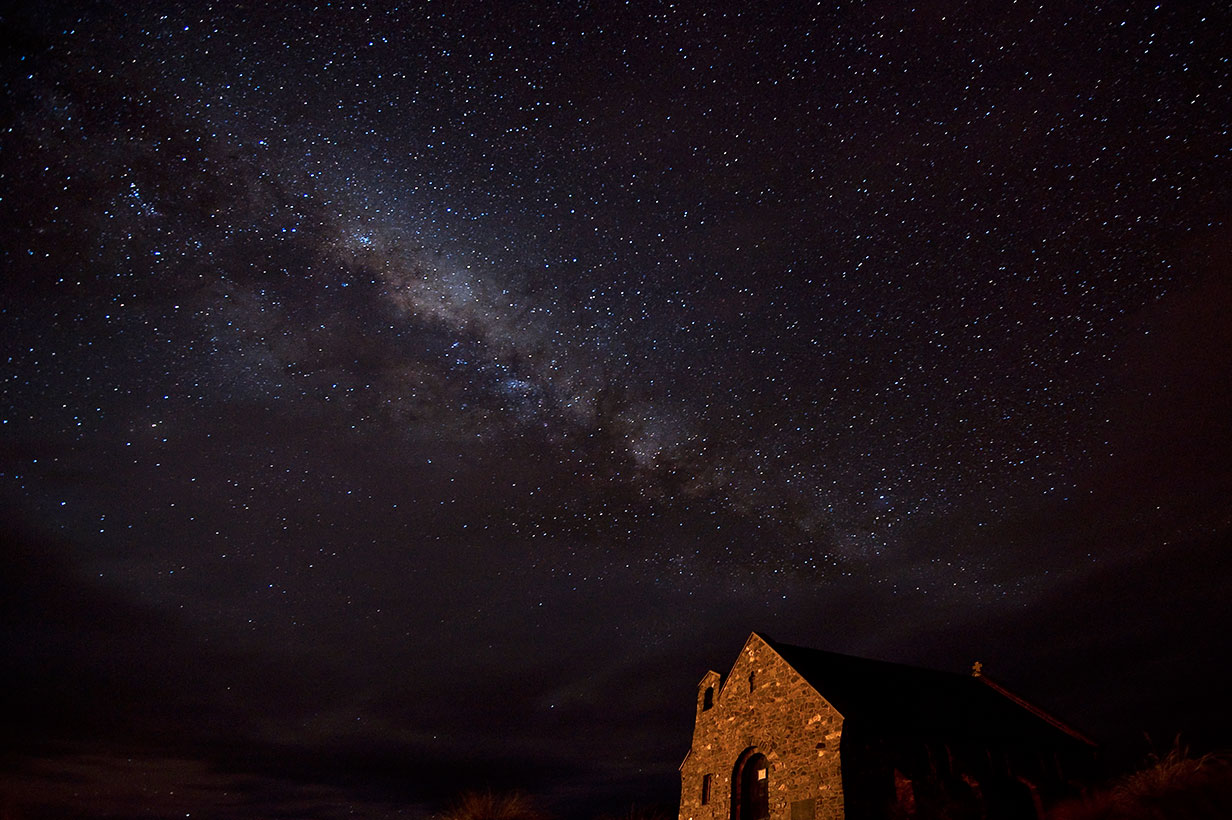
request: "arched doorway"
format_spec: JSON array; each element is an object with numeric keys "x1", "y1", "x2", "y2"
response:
[{"x1": 731, "y1": 749, "x2": 770, "y2": 820}]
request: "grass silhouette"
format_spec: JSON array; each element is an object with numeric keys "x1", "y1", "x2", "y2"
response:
[
  {"x1": 1050, "y1": 745, "x2": 1232, "y2": 819},
  {"x1": 438, "y1": 791, "x2": 549, "y2": 820}
]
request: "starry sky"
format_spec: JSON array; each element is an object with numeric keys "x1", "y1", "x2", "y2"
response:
[{"x1": 2, "y1": 1, "x2": 1230, "y2": 817}]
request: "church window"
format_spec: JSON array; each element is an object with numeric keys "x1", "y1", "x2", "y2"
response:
[
  {"x1": 701, "y1": 773, "x2": 712, "y2": 805},
  {"x1": 702, "y1": 686, "x2": 714, "y2": 710}
]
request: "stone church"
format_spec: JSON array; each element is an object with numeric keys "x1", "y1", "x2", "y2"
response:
[{"x1": 678, "y1": 633, "x2": 1097, "y2": 820}]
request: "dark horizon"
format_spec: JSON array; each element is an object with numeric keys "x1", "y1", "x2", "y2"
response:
[{"x1": 2, "y1": 1, "x2": 1230, "y2": 818}]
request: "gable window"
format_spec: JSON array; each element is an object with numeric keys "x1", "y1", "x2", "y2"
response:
[
  {"x1": 702, "y1": 686, "x2": 714, "y2": 710},
  {"x1": 701, "y1": 773, "x2": 712, "y2": 805},
  {"x1": 748, "y1": 671, "x2": 756, "y2": 692}
]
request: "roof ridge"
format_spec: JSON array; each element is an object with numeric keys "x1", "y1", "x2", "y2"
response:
[
  {"x1": 762, "y1": 634, "x2": 970, "y2": 680},
  {"x1": 976, "y1": 674, "x2": 1098, "y2": 747},
  {"x1": 759, "y1": 633, "x2": 1095, "y2": 747}
]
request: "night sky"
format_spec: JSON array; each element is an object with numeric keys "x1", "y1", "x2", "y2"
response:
[{"x1": 2, "y1": 1, "x2": 1230, "y2": 818}]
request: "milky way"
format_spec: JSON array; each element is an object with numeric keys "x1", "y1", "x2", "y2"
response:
[
  {"x1": 3, "y1": 2, "x2": 1230, "y2": 818},
  {"x1": 7, "y1": 70, "x2": 1173, "y2": 585}
]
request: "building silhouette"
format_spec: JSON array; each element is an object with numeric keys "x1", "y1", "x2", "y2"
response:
[{"x1": 679, "y1": 633, "x2": 1097, "y2": 820}]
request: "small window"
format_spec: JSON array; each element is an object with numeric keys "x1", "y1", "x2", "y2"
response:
[
  {"x1": 748, "y1": 671, "x2": 756, "y2": 692},
  {"x1": 702, "y1": 686, "x2": 714, "y2": 710},
  {"x1": 701, "y1": 773, "x2": 712, "y2": 805}
]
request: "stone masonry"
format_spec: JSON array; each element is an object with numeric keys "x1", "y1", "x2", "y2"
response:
[{"x1": 679, "y1": 633, "x2": 846, "y2": 820}]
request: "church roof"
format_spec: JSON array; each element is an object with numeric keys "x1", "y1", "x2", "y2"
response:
[{"x1": 758, "y1": 633, "x2": 1094, "y2": 746}]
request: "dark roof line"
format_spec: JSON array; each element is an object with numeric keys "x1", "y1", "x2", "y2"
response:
[
  {"x1": 755, "y1": 632, "x2": 1095, "y2": 746},
  {"x1": 976, "y1": 674, "x2": 1096, "y2": 746}
]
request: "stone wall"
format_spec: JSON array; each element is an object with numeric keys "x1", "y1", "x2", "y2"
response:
[{"x1": 679, "y1": 634, "x2": 846, "y2": 820}]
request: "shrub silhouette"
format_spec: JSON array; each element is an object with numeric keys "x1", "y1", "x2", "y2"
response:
[
  {"x1": 438, "y1": 791, "x2": 548, "y2": 820},
  {"x1": 1049, "y1": 746, "x2": 1232, "y2": 819}
]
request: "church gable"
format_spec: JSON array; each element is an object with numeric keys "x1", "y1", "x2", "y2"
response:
[{"x1": 680, "y1": 633, "x2": 846, "y2": 820}]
